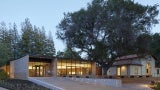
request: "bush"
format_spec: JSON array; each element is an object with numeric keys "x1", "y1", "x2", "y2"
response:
[
  {"x1": 0, "y1": 79, "x2": 51, "y2": 90},
  {"x1": 154, "y1": 83, "x2": 160, "y2": 90},
  {"x1": 0, "y1": 69, "x2": 9, "y2": 80}
]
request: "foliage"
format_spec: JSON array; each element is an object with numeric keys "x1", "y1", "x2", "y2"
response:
[
  {"x1": 150, "y1": 33, "x2": 160, "y2": 67},
  {"x1": 56, "y1": 47, "x2": 81, "y2": 59},
  {"x1": 44, "y1": 31, "x2": 56, "y2": 57},
  {"x1": 135, "y1": 33, "x2": 152, "y2": 54},
  {"x1": 0, "y1": 18, "x2": 56, "y2": 66},
  {"x1": 0, "y1": 79, "x2": 50, "y2": 90},
  {"x1": 20, "y1": 18, "x2": 56, "y2": 57},
  {"x1": 0, "y1": 69, "x2": 9, "y2": 80},
  {"x1": 57, "y1": 0, "x2": 159, "y2": 75},
  {"x1": 0, "y1": 22, "x2": 12, "y2": 66},
  {"x1": 154, "y1": 82, "x2": 160, "y2": 90}
]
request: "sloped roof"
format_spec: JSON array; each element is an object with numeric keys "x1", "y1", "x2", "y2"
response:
[
  {"x1": 114, "y1": 54, "x2": 142, "y2": 66},
  {"x1": 113, "y1": 59, "x2": 142, "y2": 66},
  {"x1": 115, "y1": 54, "x2": 140, "y2": 61}
]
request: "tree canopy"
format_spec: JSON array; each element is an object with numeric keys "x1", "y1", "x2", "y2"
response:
[
  {"x1": 57, "y1": 0, "x2": 159, "y2": 74},
  {"x1": 0, "y1": 18, "x2": 56, "y2": 66}
]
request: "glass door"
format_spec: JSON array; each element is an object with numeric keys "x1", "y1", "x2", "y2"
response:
[{"x1": 34, "y1": 65, "x2": 45, "y2": 77}]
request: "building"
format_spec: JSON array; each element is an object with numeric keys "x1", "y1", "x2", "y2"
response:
[
  {"x1": 1, "y1": 55, "x2": 96, "y2": 80},
  {"x1": 1, "y1": 54, "x2": 160, "y2": 80},
  {"x1": 107, "y1": 54, "x2": 160, "y2": 77}
]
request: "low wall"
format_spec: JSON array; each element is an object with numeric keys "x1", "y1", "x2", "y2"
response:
[
  {"x1": 68, "y1": 77, "x2": 122, "y2": 87},
  {"x1": 28, "y1": 77, "x2": 64, "y2": 90}
]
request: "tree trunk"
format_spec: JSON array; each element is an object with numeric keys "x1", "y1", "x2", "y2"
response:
[{"x1": 102, "y1": 66, "x2": 107, "y2": 77}]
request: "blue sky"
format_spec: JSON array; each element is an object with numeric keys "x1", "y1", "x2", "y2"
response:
[{"x1": 0, "y1": 0, "x2": 159, "y2": 52}]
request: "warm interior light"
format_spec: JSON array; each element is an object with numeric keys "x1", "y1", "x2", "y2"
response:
[
  {"x1": 121, "y1": 66, "x2": 126, "y2": 71},
  {"x1": 28, "y1": 66, "x2": 32, "y2": 69}
]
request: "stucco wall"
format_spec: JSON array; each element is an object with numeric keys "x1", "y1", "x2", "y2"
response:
[
  {"x1": 107, "y1": 67, "x2": 116, "y2": 76},
  {"x1": 141, "y1": 55, "x2": 156, "y2": 76},
  {"x1": 120, "y1": 66, "x2": 127, "y2": 76},
  {"x1": 154, "y1": 68, "x2": 160, "y2": 77},
  {"x1": 10, "y1": 55, "x2": 29, "y2": 79},
  {"x1": 108, "y1": 55, "x2": 158, "y2": 77},
  {"x1": 129, "y1": 65, "x2": 141, "y2": 75}
]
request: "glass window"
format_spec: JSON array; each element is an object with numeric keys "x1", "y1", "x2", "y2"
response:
[
  {"x1": 28, "y1": 61, "x2": 51, "y2": 77},
  {"x1": 57, "y1": 59, "x2": 92, "y2": 76},
  {"x1": 157, "y1": 69, "x2": 159, "y2": 74}
]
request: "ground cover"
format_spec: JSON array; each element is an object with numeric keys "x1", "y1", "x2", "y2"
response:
[{"x1": 0, "y1": 79, "x2": 51, "y2": 90}]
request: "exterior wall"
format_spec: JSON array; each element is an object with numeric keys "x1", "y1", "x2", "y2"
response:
[
  {"x1": 154, "y1": 68, "x2": 160, "y2": 77},
  {"x1": 107, "y1": 67, "x2": 116, "y2": 76},
  {"x1": 141, "y1": 59, "x2": 146, "y2": 76},
  {"x1": 10, "y1": 55, "x2": 29, "y2": 80},
  {"x1": 120, "y1": 66, "x2": 127, "y2": 76},
  {"x1": 10, "y1": 61, "x2": 14, "y2": 78},
  {"x1": 51, "y1": 58, "x2": 57, "y2": 77},
  {"x1": 108, "y1": 55, "x2": 157, "y2": 77},
  {"x1": 91, "y1": 62, "x2": 96, "y2": 76},
  {"x1": 141, "y1": 55, "x2": 156, "y2": 76},
  {"x1": 129, "y1": 65, "x2": 141, "y2": 76}
]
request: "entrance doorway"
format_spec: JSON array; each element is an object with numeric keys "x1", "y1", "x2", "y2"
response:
[
  {"x1": 146, "y1": 63, "x2": 151, "y2": 75},
  {"x1": 33, "y1": 65, "x2": 46, "y2": 77},
  {"x1": 66, "y1": 66, "x2": 76, "y2": 75}
]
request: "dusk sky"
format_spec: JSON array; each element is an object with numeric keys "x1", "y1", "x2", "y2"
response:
[{"x1": 0, "y1": 0, "x2": 159, "y2": 52}]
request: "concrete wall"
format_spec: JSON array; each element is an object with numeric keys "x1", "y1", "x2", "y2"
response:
[
  {"x1": 51, "y1": 58, "x2": 57, "y2": 77},
  {"x1": 10, "y1": 55, "x2": 29, "y2": 79},
  {"x1": 10, "y1": 61, "x2": 14, "y2": 78},
  {"x1": 28, "y1": 77, "x2": 64, "y2": 90},
  {"x1": 91, "y1": 62, "x2": 96, "y2": 77},
  {"x1": 68, "y1": 77, "x2": 122, "y2": 87}
]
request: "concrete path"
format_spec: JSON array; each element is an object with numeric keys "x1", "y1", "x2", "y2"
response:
[
  {"x1": 32, "y1": 77, "x2": 153, "y2": 90},
  {"x1": 0, "y1": 87, "x2": 8, "y2": 90}
]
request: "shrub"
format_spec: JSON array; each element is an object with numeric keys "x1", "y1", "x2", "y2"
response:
[
  {"x1": 154, "y1": 83, "x2": 160, "y2": 90},
  {"x1": 0, "y1": 69, "x2": 9, "y2": 80}
]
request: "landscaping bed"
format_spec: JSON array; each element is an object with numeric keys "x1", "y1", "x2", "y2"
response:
[{"x1": 0, "y1": 79, "x2": 51, "y2": 90}]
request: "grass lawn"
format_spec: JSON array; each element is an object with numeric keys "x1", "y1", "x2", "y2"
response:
[{"x1": 0, "y1": 79, "x2": 51, "y2": 90}]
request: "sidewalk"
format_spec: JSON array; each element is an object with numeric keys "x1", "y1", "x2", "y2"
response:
[
  {"x1": 0, "y1": 87, "x2": 8, "y2": 90},
  {"x1": 32, "y1": 77, "x2": 153, "y2": 90}
]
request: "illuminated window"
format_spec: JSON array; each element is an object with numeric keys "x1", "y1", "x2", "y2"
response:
[
  {"x1": 117, "y1": 67, "x2": 121, "y2": 76},
  {"x1": 57, "y1": 59, "x2": 92, "y2": 76}
]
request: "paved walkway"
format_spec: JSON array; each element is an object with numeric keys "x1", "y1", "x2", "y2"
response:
[
  {"x1": 0, "y1": 87, "x2": 8, "y2": 90},
  {"x1": 32, "y1": 77, "x2": 153, "y2": 90}
]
